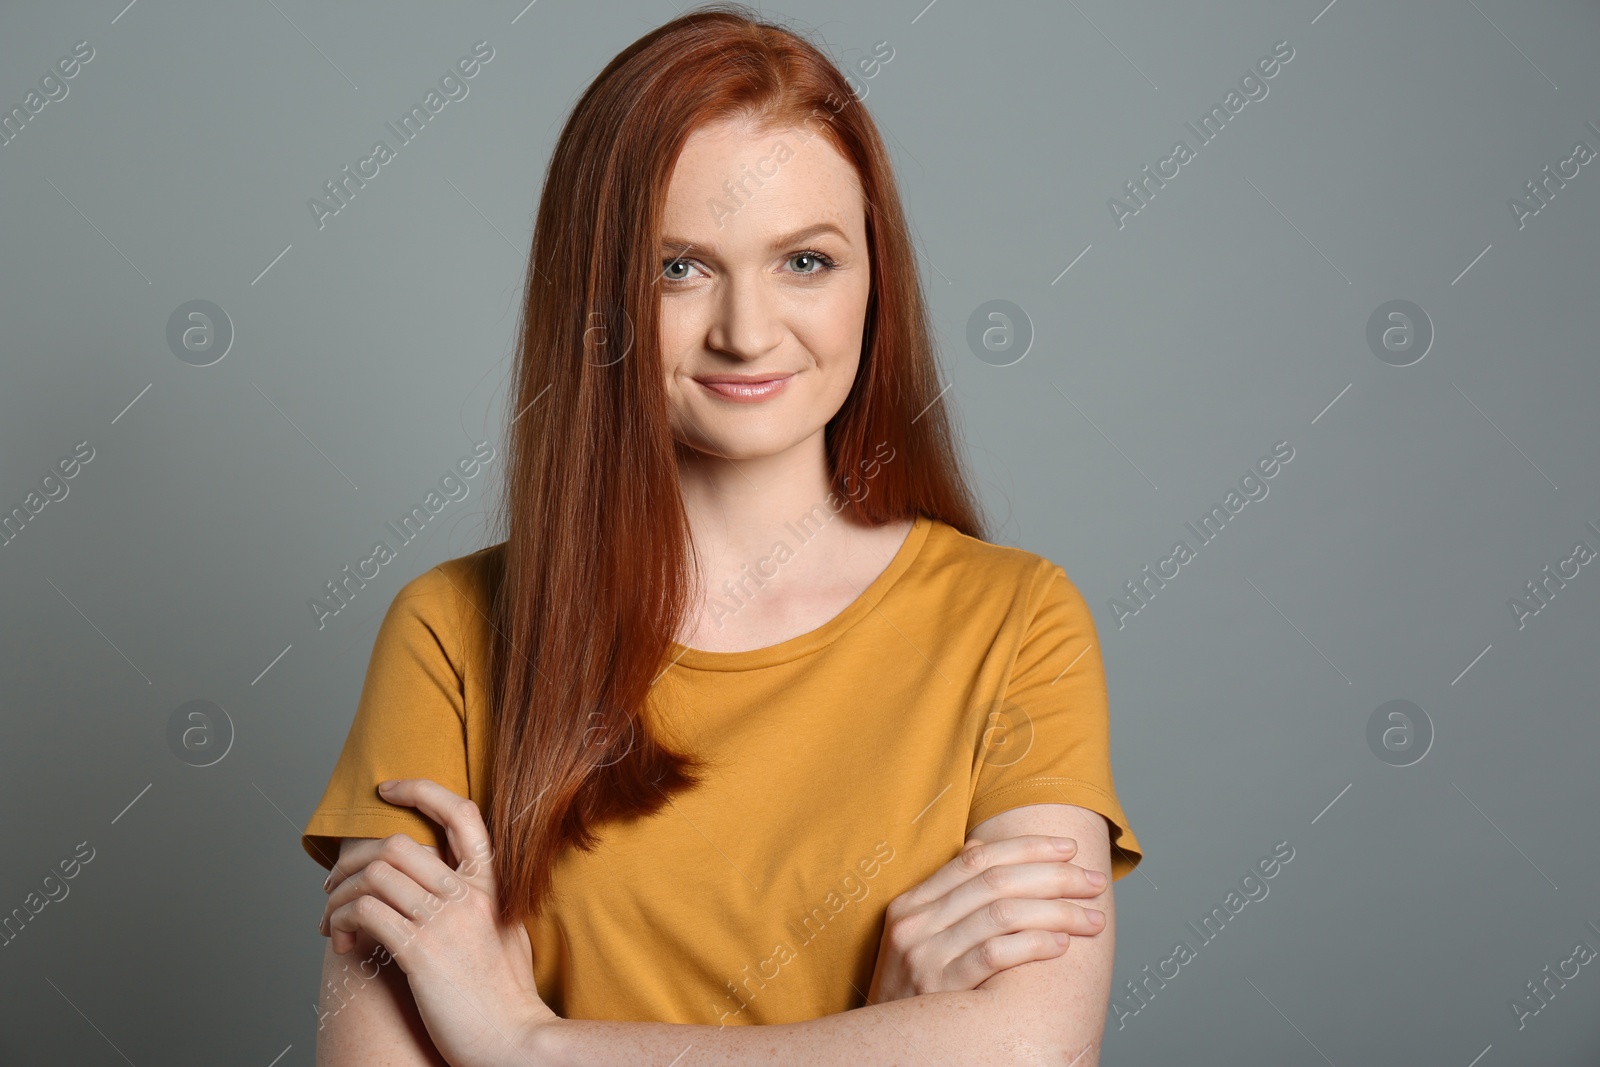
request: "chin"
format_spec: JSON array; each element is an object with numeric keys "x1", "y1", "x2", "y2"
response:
[{"x1": 686, "y1": 429, "x2": 808, "y2": 463}]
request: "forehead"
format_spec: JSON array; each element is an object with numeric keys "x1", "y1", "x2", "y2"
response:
[{"x1": 661, "y1": 116, "x2": 865, "y2": 245}]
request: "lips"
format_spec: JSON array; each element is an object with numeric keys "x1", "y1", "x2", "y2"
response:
[{"x1": 693, "y1": 373, "x2": 794, "y2": 402}]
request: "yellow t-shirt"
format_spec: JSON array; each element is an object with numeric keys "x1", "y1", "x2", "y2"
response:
[{"x1": 301, "y1": 513, "x2": 1142, "y2": 1025}]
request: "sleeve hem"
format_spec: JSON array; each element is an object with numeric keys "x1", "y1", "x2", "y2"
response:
[
  {"x1": 967, "y1": 777, "x2": 1144, "y2": 882},
  {"x1": 300, "y1": 807, "x2": 446, "y2": 871}
]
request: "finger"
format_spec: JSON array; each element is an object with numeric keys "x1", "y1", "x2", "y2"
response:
[
  {"x1": 320, "y1": 836, "x2": 446, "y2": 945},
  {"x1": 934, "y1": 858, "x2": 1107, "y2": 931},
  {"x1": 324, "y1": 838, "x2": 442, "y2": 897},
  {"x1": 327, "y1": 893, "x2": 419, "y2": 971},
  {"x1": 328, "y1": 862, "x2": 445, "y2": 955},
  {"x1": 321, "y1": 838, "x2": 386, "y2": 898},
  {"x1": 946, "y1": 928, "x2": 1074, "y2": 989},
  {"x1": 904, "y1": 835, "x2": 1084, "y2": 908},
  {"x1": 377, "y1": 779, "x2": 494, "y2": 881},
  {"x1": 937, "y1": 895, "x2": 1105, "y2": 965},
  {"x1": 323, "y1": 839, "x2": 467, "y2": 950},
  {"x1": 908, "y1": 861, "x2": 1095, "y2": 944}
]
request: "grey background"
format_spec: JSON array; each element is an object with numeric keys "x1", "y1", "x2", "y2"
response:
[{"x1": 2, "y1": 0, "x2": 1597, "y2": 1062}]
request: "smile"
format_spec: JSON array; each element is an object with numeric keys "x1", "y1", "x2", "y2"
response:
[{"x1": 694, "y1": 374, "x2": 793, "y2": 402}]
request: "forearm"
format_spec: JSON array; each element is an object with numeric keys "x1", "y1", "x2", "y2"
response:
[{"x1": 528, "y1": 988, "x2": 1068, "y2": 1067}]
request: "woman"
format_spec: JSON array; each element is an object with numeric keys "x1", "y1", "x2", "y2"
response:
[{"x1": 301, "y1": 4, "x2": 1142, "y2": 1064}]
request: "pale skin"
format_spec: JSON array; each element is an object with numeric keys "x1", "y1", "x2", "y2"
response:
[
  {"x1": 313, "y1": 116, "x2": 1118, "y2": 1065},
  {"x1": 318, "y1": 788, "x2": 1114, "y2": 1066}
]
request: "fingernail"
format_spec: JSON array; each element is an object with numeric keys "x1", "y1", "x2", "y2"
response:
[
  {"x1": 378, "y1": 779, "x2": 395, "y2": 791},
  {"x1": 1087, "y1": 870, "x2": 1107, "y2": 888},
  {"x1": 1088, "y1": 909, "x2": 1105, "y2": 923},
  {"x1": 1053, "y1": 837, "x2": 1075, "y2": 852},
  {"x1": 1053, "y1": 932, "x2": 1069, "y2": 947}
]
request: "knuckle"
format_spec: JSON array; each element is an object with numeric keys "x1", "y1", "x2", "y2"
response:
[
  {"x1": 380, "y1": 833, "x2": 412, "y2": 858},
  {"x1": 978, "y1": 864, "x2": 1011, "y2": 891},
  {"x1": 956, "y1": 844, "x2": 987, "y2": 873},
  {"x1": 975, "y1": 937, "x2": 1002, "y2": 971},
  {"x1": 985, "y1": 898, "x2": 1017, "y2": 929},
  {"x1": 454, "y1": 798, "x2": 481, "y2": 822},
  {"x1": 884, "y1": 917, "x2": 918, "y2": 953},
  {"x1": 889, "y1": 921, "x2": 928, "y2": 959},
  {"x1": 901, "y1": 938, "x2": 928, "y2": 974}
]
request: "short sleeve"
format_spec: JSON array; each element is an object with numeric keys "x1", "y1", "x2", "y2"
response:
[
  {"x1": 300, "y1": 567, "x2": 471, "y2": 871},
  {"x1": 967, "y1": 561, "x2": 1144, "y2": 881}
]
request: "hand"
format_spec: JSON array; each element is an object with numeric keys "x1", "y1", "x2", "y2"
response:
[
  {"x1": 865, "y1": 834, "x2": 1107, "y2": 1004},
  {"x1": 319, "y1": 778, "x2": 561, "y2": 1067}
]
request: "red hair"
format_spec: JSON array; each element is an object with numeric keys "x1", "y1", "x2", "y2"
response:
[{"x1": 486, "y1": 1, "x2": 987, "y2": 924}]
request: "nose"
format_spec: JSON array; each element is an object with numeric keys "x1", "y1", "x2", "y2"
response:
[{"x1": 705, "y1": 272, "x2": 784, "y2": 361}]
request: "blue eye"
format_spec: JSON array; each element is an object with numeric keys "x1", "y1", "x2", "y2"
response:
[
  {"x1": 789, "y1": 250, "x2": 836, "y2": 275},
  {"x1": 658, "y1": 250, "x2": 838, "y2": 283}
]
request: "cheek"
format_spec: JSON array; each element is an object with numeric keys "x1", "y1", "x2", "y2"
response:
[
  {"x1": 806, "y1": 287, "x2": 869, "y2": 365},
  {"x1": 657, "y1": 305, "x2": 695, "y2": 376}
]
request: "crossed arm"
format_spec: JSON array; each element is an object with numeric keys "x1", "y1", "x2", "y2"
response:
[{"x1": 315, "y1": 801, "x2": 1116, "y2": 1066}]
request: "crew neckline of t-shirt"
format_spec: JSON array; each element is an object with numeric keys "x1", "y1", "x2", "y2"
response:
[{"x1": 666, "y1": 513, "x2": 934, "y2": 673}]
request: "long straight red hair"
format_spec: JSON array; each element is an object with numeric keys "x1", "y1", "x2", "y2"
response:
[{"x1": 485, "y1": 2, "x2": 987, "y2": 925}]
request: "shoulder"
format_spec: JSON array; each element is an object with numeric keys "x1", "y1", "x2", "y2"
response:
[
  {"x1": 425, "y1": 541, "x2": 503, "y2": 607},
  {"x1": 392, "y1": 543, "x2": 501, "y2": 609},
  {"x1": 378, "y1": 543, "x2": 504, "y2": 659},
  {"x1": 921, "y1": 519, "x2": 1081, "y2": 615}
]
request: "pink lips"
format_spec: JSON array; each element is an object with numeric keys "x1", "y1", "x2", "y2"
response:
[{"x1": 693, "y1": 373, "x2": 793, "y2": 402}]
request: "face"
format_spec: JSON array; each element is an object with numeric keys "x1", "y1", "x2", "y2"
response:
[{"x1": 656, "y1": 116, "x2": 872, "y2": 465}]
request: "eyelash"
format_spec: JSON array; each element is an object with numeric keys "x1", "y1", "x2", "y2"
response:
[{"x1": 659, "y1": 249, "x2": 838, "y2": 283}]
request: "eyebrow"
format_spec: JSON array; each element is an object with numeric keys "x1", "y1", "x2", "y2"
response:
[{"x1": 658, "y1": 221, "x2": 850, "y2": 255}]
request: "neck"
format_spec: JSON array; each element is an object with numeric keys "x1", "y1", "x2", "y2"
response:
[
  {"x1": 674, "y1": 429, "x2": 884, "y2": 620},
  {"x1": 675, "y1": 429, "x2": 843, "y2": 558}
]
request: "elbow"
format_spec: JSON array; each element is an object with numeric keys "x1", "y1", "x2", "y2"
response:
[
  {"x1": 971, "y1": 988, "x2": 1103, "y2": 1067},
  {"x1": 1018, "y1": 1033, "x2": 1101, "y2": 1067},
  {"x1": 1053, "y1": 1038, "x2": 1101, "y2": 1067},
  {"x1": 990, "y1": 1036, "x2": 1100, "y2": 1067},
  {"x1": 1037, "y1": 1010, "x2": 1106, "y2": 1066}
]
